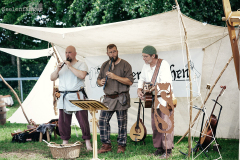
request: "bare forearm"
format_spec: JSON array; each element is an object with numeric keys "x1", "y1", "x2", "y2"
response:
[
  {"x1": 50, "y1": 69, "x2": 59, "y2": 81},
  {"x1": 69, "y1": 66, "x2": 87, "y2": 79},
  {"x1": 137, "y1": 88, "x2": 144, "y2": 100},
  {"x1": 114, "y1": 75, "x2": 133, "y2": 86},
  {"x1": 137, "y1": 88, "x2": 143, "y2": 93}
]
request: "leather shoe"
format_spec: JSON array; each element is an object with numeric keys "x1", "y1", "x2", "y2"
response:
[
  {"x1": 154, "y1": 148, "x2": 163, "y2": 156},
  {"x1": 98, "y1": 143, "x2": 112, "y2": 154},
  {"x1": 117, "y1": 145, "x2": 126, "y2": 153}
]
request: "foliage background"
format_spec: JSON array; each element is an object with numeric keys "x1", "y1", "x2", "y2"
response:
[{"x1": 0, "y1": 0, "x2": 239, "y2": 101}]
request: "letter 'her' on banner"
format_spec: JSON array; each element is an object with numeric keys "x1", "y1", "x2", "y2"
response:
[{"x1": 154, "y1": 83, "x2": 174, "y2": 133}]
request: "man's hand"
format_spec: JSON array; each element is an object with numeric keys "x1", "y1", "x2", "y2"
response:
[
  {"x1": 144, "y1": 84, "x2": 155, "y2": 93},
  {"x1": 57, "y1": 62, "x2": 64, "y2": 71},
  {"x1": 106, "y1": 71, "x2": 116, "y2": 79},
  {"x1": 149, "y1": 86, "x2": 155, "y2": 92},
  {"x1": 64, "y1": 60, "x2": 72, "y2": 68},
  {"x1": 105, "y1": 71, "x2": 133, "y2": 86},
  {"x1": 98, "y1": 78, "x2": 106, "y2": 86},
  {"x1": 137, "y1": 88, "x2": 144, "y2": 100},
  {"x1": 51, "y1": 62, "x2": 64, "y2": 81}
]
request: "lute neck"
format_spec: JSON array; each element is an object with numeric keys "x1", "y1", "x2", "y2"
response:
[{"x1": 136, "y1": 99, "x2": 142, "y2": 128}]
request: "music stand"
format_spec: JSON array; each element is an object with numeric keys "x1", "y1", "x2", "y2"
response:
[{"x1": 70, "y1": 100, "x2": 108, "y2": 160}]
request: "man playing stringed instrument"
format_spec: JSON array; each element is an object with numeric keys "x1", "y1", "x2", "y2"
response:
[
  {"x1": 137, "y1": 45, "x2": 174, "y2": 158},
  {"x1": 97, "y1": 44, "x2": 134, "y2": 154}
]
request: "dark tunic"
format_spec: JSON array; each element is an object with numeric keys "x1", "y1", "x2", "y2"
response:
[{"x1": 97, "y1": 59, "x2": 134, "y2": 111}]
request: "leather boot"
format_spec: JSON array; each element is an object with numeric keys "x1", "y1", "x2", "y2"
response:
[
  {"x1": 98, "y1": 143, "x2": 112, "y2": 154},
  {"x1": 117, "y1": 145, "x2": 126, "y2": 153}
]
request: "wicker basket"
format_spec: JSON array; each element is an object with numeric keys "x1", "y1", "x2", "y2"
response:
[{"x1": 48, "y1": 141, "x2": 82, "y2": 159}]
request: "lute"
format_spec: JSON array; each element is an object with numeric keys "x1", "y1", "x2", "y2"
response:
[{"x1": 130, "y1": 99, "x2": 147, "y2": 142}]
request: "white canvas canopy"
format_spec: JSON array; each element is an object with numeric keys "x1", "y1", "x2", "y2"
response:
[
  {"x1": 0, "y1": 10, "x2": 227, "y2": 58},
  {"x1": 1, "y1": 10, "x2": 238, "y2": 139},
  {"x1": 0, "y1": 47, "x2": 53, "y2": 59}
]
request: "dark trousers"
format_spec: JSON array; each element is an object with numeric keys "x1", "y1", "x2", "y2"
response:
[
  {"x1": 151, "y1": 108, "x2": 174, "y2": 151},
  {"x1": 58, "y1": 109, "x2": 91, "y2": 140}
]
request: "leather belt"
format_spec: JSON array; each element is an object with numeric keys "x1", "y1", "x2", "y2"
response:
[
  {"x1": 59, "y1": 90, "x2": 78, "y2": 100},
  {"x1": 105, "y1": 94, "x2": 120, "y2": 99},
  {"x1": 59, "y1": 88, "x2": 88, "y2": 101},
  {"x1": 105, "y1": 92, "x2": 127, "y2": 99}
]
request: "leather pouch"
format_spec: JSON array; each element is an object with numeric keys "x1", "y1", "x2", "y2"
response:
[{"x1": 119, "y1": 93, "x2": 127, "y2": 106}]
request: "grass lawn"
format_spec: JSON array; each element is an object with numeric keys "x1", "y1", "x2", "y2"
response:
[{"x1": 0, "y1": 106, "x2": 238, "y2": 160}]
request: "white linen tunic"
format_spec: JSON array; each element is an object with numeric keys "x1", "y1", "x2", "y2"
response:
[
  {"x1": 138, "y1": 59, "x2": 173, "y2": 107},
  {"x1": 57, "y1": 61, "x2": 88, "y2": 112}
]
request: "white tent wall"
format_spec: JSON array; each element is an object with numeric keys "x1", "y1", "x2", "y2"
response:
[
  {"x1": 170, "y1": 34, "x2": 239, "y2": 139},
  {"x1": 7, "y1": 56, "x2": 59, "y2": 123},
  {"x1": 200, "y1": 34, "x2": 239, "y2": 139}
]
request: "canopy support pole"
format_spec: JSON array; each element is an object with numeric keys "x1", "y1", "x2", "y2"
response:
[
  {"x1": 174, "y1": 0, "x2": 193, "y2": 157},
  {"x1": 222, "y1": 0, "x2": 240, "y2": 90}
]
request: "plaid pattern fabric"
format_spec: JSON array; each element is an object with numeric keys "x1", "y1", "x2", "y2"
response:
[{"x1": 99, "y1": 110, "x2": 128, "y2": 146}]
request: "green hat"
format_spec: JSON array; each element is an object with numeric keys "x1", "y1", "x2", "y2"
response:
[{"x1": 142, "y1": 45, "x2": 157, "y2": 55}]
